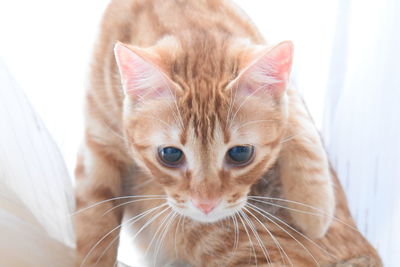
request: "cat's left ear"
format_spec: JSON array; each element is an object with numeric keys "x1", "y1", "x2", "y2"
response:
[
  {"x1": 235, "y1": 41, "x2": 294, "y2": 99},
  {"x1": 114, "y1": 42, "x2": 178, "y2": 102}
]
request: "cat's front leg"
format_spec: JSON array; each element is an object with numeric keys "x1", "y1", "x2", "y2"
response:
[
  {"x1": 278, "y1": 90, "x2": 335, "y2": 239},
  {"x1": 75, "y1": 139, "x2": 125, "y2": 266}
]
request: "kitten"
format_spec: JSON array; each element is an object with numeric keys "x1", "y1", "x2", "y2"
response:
[{"x1": 75, "y1": 0, "x2": 380, "y2": 266}]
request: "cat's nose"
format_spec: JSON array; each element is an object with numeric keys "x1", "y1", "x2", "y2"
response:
[{"x1": 191, "y1": 198, "x2": 220, "y2": 214}]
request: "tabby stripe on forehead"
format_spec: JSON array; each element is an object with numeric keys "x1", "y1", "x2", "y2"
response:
[{"x1": 180, "y1": 125, "x2": 188, "y2": 145}]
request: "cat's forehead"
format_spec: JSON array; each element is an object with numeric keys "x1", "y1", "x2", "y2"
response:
[
  {"x1": 164, "y1": 38, "x2": 246, "y2": 143},
  {"x1": 167, "y1": 34, "x2": 247, "y2": 83},
  {"x1": 152, "y1": 35, "x2": 266, "y2": 144},
  {"x1": 178, "y1": 89, "x2": 229, "y2": 145}
]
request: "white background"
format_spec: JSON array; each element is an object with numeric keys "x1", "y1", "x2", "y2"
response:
[{"x1": 0, "y1": 0, "x2": 398, "y2": 266}]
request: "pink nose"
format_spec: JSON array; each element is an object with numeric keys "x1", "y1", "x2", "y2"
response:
[{"x1": 192, "y1": 198, "x2": 220, "y2": 214}]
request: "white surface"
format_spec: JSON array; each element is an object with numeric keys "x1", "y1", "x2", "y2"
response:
[{"x1": 0, "y1": 0, "x2": 398, "y2": 266}]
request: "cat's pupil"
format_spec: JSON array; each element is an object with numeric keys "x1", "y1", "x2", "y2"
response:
[
  {"x1": 159, "y1": 147, "x2": 183, "y2": 166},
  {"x1": 227, "y1": 146, "x2": 254, "y2": 165}
]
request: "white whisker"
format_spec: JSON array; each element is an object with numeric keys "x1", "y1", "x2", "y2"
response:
[
  {"x1": 230, "y1": 83, "x2": 270, "y2": 126},
  {"x1": 94, "y1": 204, "x2": 167, "y2": 266},
  {"x1": 279, "y1": 132, "x2": 305, "y2": 144},
  {"x1": 82, "y1": 203, "x2": 168, "y2": 267},
  {"x1": 72, "y1": 195, "x2": 167, "y2": 216},
  {"x1": 241, "y1": 210, "x2": 272, "y2": 267},
  {"x1": 153, "y1": 212, "x2": 177, "y2": 267},
  {"x1": 248, "y1": 203, "x2": 337, "y2": 260},
  {"x1": 231, "y1": 213, "x2": 240, "y2": 258},
  {"x1": 127, "y1": 206, "x2": 172, "y2": 249},
  {"x1": 143, "y1": 209, "x2": 174, "y2": 260},
  {"x1": 103, "y1": 122, "x2": 155, "y2": 146},
  {"x1": 130, "y1": 178, "x2": 155, "y2": 191},
  {"x1": 248, "y1": 197, "x2": 358, "y2": 232},
  {"x1": 238, "y1": 211, "x2": 258, "y2": 266},
  {"x1": 101, "y1": 198, "x2": 167, "y2": 217},
  {"x1": 244, "y1": 205, "x2": 293, "y2": 266},
  {"x1": 174, "y1": 214, "x2": 183, "y2": 259},
  {"x1": 247, "y1": 203, "x2": 331, "y2": 266}
]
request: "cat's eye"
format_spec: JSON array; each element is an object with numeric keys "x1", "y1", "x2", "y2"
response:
[
  {"x1": 158, "y1": 147, "x2": 184, "y2": 167},
  {"x1": 226, "y1": 145, "x2": 254, "y2": 166}
]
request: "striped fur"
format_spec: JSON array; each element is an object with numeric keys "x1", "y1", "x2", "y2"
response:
[{"x1": 74, "y1": 0, "x2": 381, "y2": 266}]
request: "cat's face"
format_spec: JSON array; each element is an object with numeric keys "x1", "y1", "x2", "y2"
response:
[{"x1": 115, "y1": 39, "x2": 293, "y2": 223}]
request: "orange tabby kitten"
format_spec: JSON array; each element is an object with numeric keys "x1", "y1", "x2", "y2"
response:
[{"x1": 75, "y1": 0, "x2": 380, "y2": 266}]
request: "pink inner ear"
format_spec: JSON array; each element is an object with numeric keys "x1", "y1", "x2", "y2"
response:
[
  {"x1": 240, "y1": 41, "x2": 294, "y2": 98},
  {"x1": 114, "y1": 43, "x2": 171, "y2": 101}
]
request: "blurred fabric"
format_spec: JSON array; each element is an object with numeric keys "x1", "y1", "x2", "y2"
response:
[
  {"x1": 0, "y1": 59, "x2": 75, "y2": 265},
  {"x1": 0, "y1": 59, "x2": 75, "y2": 246},
  {"x1": 323, "y1": 0, "x2": 400, "y2": 265}
]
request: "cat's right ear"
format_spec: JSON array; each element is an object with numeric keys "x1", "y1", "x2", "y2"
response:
[{"x1": 114, "y1": 42, "x2": 176, "y2": 102}]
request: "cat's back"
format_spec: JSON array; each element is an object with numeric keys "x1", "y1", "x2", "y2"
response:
[{"x1": 100, "y1": 0, "x2": 263, "y2": 47}]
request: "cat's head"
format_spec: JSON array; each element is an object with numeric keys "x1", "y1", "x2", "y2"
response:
[{"x1": 114, "y1": 37, "x2": 293, "y2": 223}]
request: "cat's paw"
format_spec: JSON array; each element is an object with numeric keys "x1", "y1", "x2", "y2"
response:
[
  {"x1": 292, "y1": 208, "x2": 333, "y2": 239},
  {"x1": 287, "y1": 183, "x2": 335, "y2": 239}
]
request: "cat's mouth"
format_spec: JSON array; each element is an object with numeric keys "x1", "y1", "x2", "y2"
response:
[{"x1": 167, "y1": 197, "x2": 247, "y2": 223}]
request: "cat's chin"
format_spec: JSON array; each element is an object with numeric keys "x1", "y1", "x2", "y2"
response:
[
  {"x1": 167, "y1": 198, "x2": 246, "y2": 224},
  {"x1": 182, "y1": 210, "x2": 237, "y2": 223}
]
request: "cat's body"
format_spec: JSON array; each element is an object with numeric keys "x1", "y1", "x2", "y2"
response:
[{"x1": 75, "y1": 0, "x2": 381, "y2": 266}]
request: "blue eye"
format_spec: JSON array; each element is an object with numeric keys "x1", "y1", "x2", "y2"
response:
[
  {"x1": 158, "y1": 147, "x2": 184, "y2": 167},
  {"x1": 227, "y1": 145, "x2": 254, "y2": 165}
]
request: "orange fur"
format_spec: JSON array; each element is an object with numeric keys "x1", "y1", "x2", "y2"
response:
[{"x1": 75, "y1": 0, "x2": 381, "y2": 266}]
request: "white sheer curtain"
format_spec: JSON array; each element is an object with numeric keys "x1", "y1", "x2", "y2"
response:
[
  {"x1": 323, "y1": 0, "x2": 400, "y2": 266},
  {"x1": 0, "y1": 59, "x2": 75, "y2": 265}
]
